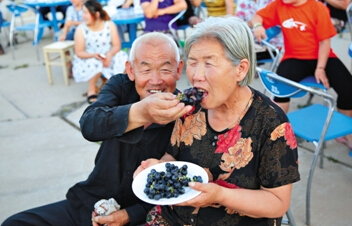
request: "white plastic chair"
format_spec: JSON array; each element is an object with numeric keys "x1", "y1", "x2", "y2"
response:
[
  {"x1": 257, "y1": 67, "x2": 352, "y2": 225},
  {"x1": 345, "y1": 1, "x2": 352, "y2": 41},
  {"x1": 168, "y1": 10, "x2": 187, "y2": 60},
  {"x1": 7, "y1": 3, "x2": 52, "y2": 60}
]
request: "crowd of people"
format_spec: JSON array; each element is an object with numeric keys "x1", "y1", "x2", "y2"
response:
[{"x1": 2, "y1": 0, "x2": 352, "y2": 225}]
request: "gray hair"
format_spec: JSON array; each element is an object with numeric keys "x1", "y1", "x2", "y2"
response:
[
  {"x1": 184, "y1": 16, "x2": 256, "y2": 86},
  {"x1": 129, "y1": 32, "x2": 180, "y2": 66}
]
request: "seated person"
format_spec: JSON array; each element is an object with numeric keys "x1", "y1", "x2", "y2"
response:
[
  {"x1": 320, "y1": 0, "x2": 351, "y2": 33},
  {"x1": 58, "y1": 0, "x2": 84, "y2": 41},
  {"x1": 134, "y1": 16, "x2": 300, "y2": 226},
  {"x1": 251, "y1": 0, "x2": 352, "y2": 149},
  {"x1": 72, "y1": 0, "x2": 128, "y2": 104},
  {"x1": 2, "y1": 32, "x2": 190, "y2": 226},
  {"x1": 176, "y1": 0, "x2": 202, "y2": 27},
  {"x1": 39, "y1": 2, "x2": 70, "y2": 29},
  {"x1": 140, "y1": 0, "x2": 187, "y2": 42},
  {"x1": 235, "y1": 0, "x2": 283, "y2": 64},
  {"x1": 192, "y1": 0, "x2": 235, "y2": 17}
]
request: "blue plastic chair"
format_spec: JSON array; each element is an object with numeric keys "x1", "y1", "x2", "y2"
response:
[
  {"x1": 258, "y1": 26, "x2": 282, "y2": 72},
  {"x1": 257, "y1": 67, "x2": 352, "y2": 225},
  {"x1": 7, "y1": 3, "x2": 52, "y2": 60}
]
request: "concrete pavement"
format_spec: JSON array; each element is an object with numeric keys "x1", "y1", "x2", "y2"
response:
[{"x1": 1, "y1": 30, "x2": 352, "y2": 225}]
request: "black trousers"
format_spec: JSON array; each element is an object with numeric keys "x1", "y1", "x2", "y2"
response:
[
  {"x1": 274, "y1": 58, "x2": 352, "y2": 110},
  {"x1": 1, "y1": 200, "x2": 82, "y2": 226}
]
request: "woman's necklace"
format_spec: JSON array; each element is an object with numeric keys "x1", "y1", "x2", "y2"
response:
[{"x1": 228, "y1": 93, "x2": 254, "y2": 129}]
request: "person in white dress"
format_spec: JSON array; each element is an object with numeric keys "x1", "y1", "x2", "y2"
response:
[{"x1": 73, "y1": 0, "x2": 128, "y2": 104}]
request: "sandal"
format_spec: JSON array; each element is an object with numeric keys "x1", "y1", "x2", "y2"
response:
[{"x1": 87, "y1": 94, "x2": 98, "y2": 104}]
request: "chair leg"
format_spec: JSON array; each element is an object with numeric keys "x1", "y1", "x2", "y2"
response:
[
  {"x1": 9, "y1": 30, "x2": 15, "y2": 60},
  {"x1": 306, "y1": 143, "x2": 322, "y2": 225},
  {"x1": 43, "y1": 50, "x2": 53, "y2": 85},
  {"x1": 60, "y1": 50, "x2": 69, "y2": 86},
  {"x1": 282, "y1": 208, "x2": 296, "y2": 226}
]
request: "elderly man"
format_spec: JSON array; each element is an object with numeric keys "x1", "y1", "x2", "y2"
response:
[{"x1": 2, "y1": 32, "x2": 192, "y2": 226}]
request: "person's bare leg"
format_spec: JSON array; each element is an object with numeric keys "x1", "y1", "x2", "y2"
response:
[
  {"x1": 87, "y1": 73, "x2": 101, "y2": 103},
  {"x1": 276, "y1": 102, "x2": 290, "y2": 113},
  {"x1": 337, "y1": 109, "x2": 352, "y2": 148}
]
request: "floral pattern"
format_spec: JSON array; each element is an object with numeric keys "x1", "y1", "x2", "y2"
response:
[
  {"x1": 271, "y1": 122, "x2": 297, "y2": 149},
  {"x1": 170, "y1": 111, "x2": 207, "y2": 147},
  {"x1": 160, "y1": 88, "x2": 300, "y2": 226}
]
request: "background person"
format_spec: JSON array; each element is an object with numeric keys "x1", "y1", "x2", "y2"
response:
[
  {"x1": 251, "y1": 0, "x2": 352, "y2": 149},
  {"x1": 140, "y1": 0, "x2": 187, "y2": 41},
  {"x1": 58, "y1": 0, "x2": 84, "y2": 41},
  {"x1": 134, "y1": 16, "x2": 300, "y2": 226},
  {"x1": 320, "y1": 0, "x2": 351, "y2": 33},
  {"x1": 72, "y1": 0, "x2": 127, "y2": 104},
  {"x1": 2, "y1": 32, "x2": 192, "y2": 226}
]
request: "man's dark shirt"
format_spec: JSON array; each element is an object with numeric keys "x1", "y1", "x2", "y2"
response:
[{"x1": 66, "y1": 74, "x2": 175, "y2": 225}]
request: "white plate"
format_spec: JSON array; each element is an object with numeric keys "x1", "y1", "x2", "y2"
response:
[{"x1": 132, "y1": 161, "x2": 209, "y2": 205}]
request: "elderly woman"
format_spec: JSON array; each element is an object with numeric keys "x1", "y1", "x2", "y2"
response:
[{"x1": 135, "y1": 16, "x2": 300, "y2": 226}]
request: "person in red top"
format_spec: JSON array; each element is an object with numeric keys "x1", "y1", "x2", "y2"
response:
[{"x1": 250, "y1": 0, "x2": 352, "y2": 149}]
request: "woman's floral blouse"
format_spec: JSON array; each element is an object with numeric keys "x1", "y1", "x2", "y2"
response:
[{"x1": 160, "y1": 88, "x2": 300, "y2": 226}]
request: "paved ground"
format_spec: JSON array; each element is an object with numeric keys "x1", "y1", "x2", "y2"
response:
[{"x1": 1, "y1": 29, "x2": 352, "y2": 226}]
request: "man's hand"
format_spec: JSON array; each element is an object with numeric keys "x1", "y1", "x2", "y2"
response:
[
  {"x1": 92, "y1": 209, "x2": 129, "y2": 226},
  {"x1": 129, "y1": 92, "x2": 193, "y2": 129}
]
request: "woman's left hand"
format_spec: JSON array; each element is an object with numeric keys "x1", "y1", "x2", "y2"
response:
[
  {"x1": 176, "y1": 182, "x2": 222, "y2": 208},
  {"x1": 102, "y1": 55, "x2": 112, "y2": 68}
]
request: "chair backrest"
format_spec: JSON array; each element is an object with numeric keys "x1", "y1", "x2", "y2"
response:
[
  {"x1": 265, "y1": 25, "x2": 281, "y2": 42},
  {"x1": 7, "y1": 3, "x2": 46, "y2": 44},
  {"x1": 256, "y1": 67, "x2": 333, "y2": 105},
  {"x1": 257, "y1": 26, "x2": 282, "y2": 71},
  {"x1": 168, "y1": 10, "x2": 186, "y2": 43}
]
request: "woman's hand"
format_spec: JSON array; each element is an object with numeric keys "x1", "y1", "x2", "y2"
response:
[
  {"x1": 133, "y1": 158, "x2": 161, "y2": 179},
  {"x1": 176, "y1": 182, "x2": 222, "y2": 208},
  {"x1": 315, "y1": 68, "x2": 330, "y2": 89},
  {"x1": 102, "y1": 54, "x2": 112, "y2": 68},
  {"x1": 92, "y1": 209, "x2": 129, "y2": 226}
]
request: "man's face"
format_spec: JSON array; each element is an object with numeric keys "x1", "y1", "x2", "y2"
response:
[{"x1": 126, "y1": 41, "x2": 183, "y2": 100}]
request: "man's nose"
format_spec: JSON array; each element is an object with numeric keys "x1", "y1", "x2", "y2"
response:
[{"x1": 149, "y1": 71, "x2": 163, "y2": 84}]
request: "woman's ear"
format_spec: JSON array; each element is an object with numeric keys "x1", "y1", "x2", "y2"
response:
[{"x1": 236, "y1": 59, "x2": 250, "y2": 82}]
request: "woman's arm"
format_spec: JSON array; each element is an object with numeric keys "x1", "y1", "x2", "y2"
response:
[
  {"x1": 157, "y1": 0, "x2": 187, "y2": 16},
  {"x1": 324, "y1": 0, "x2": 350, "y2": 10},
  {"x1": 102, "y1": 21, "x2": 121, "y2": 67},
  {"x1": 141, "y1": 0, "x2": 159, "y2": 18},
  {"x1": 180, "y1": 182, "x2": 292, "y2": 218},
  {"x1": 74, "y1": 26, "x2": 98, "y2": 59}
]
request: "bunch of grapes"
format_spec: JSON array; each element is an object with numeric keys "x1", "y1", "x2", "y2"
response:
[
  {"x1": 144, "y1": 163, "x2": 203, "y2": 201},
  {"x1": 177, "y1": 87, "x2": 204, "y2": 106}
]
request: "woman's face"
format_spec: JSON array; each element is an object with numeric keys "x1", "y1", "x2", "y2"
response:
[
  {"x1": 82, "y1": 6, "x2": 95, "y2": 25},
  {"x1": 186, "y1": 38, "x2": 241, "y2": 110}
]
